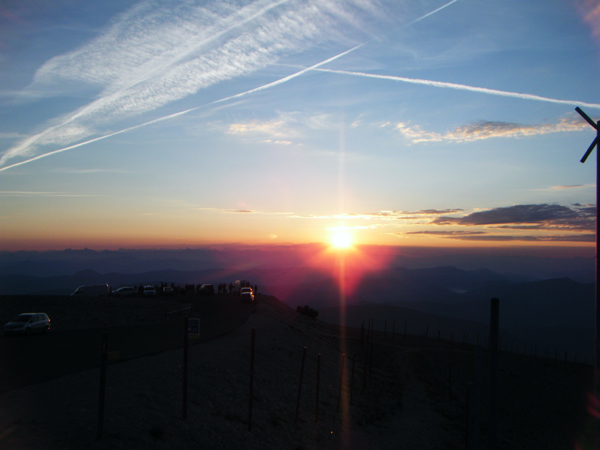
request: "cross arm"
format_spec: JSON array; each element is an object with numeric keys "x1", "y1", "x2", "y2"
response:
[
  {"x1": 576, "y1": 107, "x2": 598, "y2": 130},
  {"x1": 581, "y1": 137, "x2": 598, "y2": 163}
]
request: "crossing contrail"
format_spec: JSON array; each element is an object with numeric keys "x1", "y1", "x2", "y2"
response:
[
  {"x1": 405, "y1": 0, "x2": 459, "y2": 27},
  {"x1": 313, "y1": 68, "x2": 600, "y2": 110},
  {"x1": 0, "y1": 1, "x2": 463, "y2": 172},
  {"x1": 0, "y1": 44, "x2": 362, "y2": 173}
]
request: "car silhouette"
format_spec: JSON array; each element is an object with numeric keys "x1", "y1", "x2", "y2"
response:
[
  {"x1": 143, "y1": 285, "x2": 156, "y2": 297},
  {"x1": 4, "y1": 313, "x2": 51, "y2": 336},
  {"x1": 240, "y1": 291, "x2": 254, "y2": 304},
  {"x1": 112, "y1": 286, "x2": 136, "y2": 297}
]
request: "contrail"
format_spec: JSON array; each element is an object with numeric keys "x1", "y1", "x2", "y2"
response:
[
  {"x1": 405, "y1": 0, "x2": 459, "y2": 27},
  {"x1": 0, "y1": 45, "x2": 362, "y2": 173},
  {"x1": 314, "y1": 68, "x2": 600, "y2": 110},
  {"x1": 212, "y1": 43, "x2": 363, "y2": 104},
  {"x1": 0, "y1": 109, "x2": 196, "y2": 172},
  {"x1": 0, "y1": 0, "x2": 459, "y2": 172}
]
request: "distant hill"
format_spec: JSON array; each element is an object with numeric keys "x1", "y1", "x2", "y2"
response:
[
  {"x1": 318, "y1": 303, "x2": 514, "y2": 347},
  {"x1": 381, "y1": 278, "x2": 595, "y2": 361}
]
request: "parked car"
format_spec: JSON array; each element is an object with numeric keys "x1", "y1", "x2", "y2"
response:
[
  {"x1": 71, "y1": 284, "x2": 109, "y2": 296},
  {"x1": 240, "y1": 287, "x2": 253, "y2": 295},
  {"x1": 4, "y1": 313, "x2": 51, "y2": 336},
  {"x1": 240, "y1": 291, "x2": 254, "y2": 304},
  {"x1": 143, "y1": 285, "x2": 156, "y2": 297},
  {"x1": 162, "y1": 286, "x2": 175, "y2": 296},
  {"x1": 111, "y1": 286, "x2": 135, "y2": 297},
  {"x1": 198, "y1": 284, "x2": 215, "y2": 295}
]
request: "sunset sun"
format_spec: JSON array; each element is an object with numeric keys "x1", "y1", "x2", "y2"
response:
[{"x1": 331, "y1": 231, "x2": 353, "y2": 249}]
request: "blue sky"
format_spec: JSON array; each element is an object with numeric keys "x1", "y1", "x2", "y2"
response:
[{"x1": 1, "y1": 0, "x2": 599, "y2": 250}]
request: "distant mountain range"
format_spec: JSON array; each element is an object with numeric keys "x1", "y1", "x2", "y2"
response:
[{"x1": 0, "y1": 248, "x2": 594, "y2": 360}]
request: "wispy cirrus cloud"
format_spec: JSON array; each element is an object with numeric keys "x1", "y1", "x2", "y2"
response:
[
  {"x1": 0, "y1": 132, "x2": 24, "y2": 140},
  {"x1": 228, "y1": 120, "x2": 290, "y2": 137},
  {"x1": 1, "y1": 0, "x2": 380, "y2": 167},
  {"x1": 227, "y1": 111, "x2": 336, "y2": 143},
  {"x1": 0, "y1": 191, "x2": 98, "y2": 197},
  {"x1": 0, "y1": 45, "x2": 361, "y2": 173},
  {"x1": 395, "y1": 115, "x2": 593, "y2": 143},
  {"x1": 288, "y1": 208, "x2": 463, "y2": 221},
  {"x1": 576, "y1": 0, "x2": 600, "y2": 46}
]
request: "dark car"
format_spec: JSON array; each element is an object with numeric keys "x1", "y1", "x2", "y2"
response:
[
  {"x1": 198, "y1": 284, "x2": 215, "y2": 295},
  {"x1": 111, "y1": 286, "x2": 135, "y2": 297},
  {"x1": 4, "y1": 313, "x2": 51, "y2": 336},
  {"x1": 240, "y1": 291, "x2": 254, "y2": 304}
]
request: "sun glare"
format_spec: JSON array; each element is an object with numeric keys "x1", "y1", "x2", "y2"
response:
[{"x1": 331, "y1": 231, "x2": 353, "y2": 249}]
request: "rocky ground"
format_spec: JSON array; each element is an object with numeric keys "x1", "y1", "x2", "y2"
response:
[{"x1": 0, "y1": 295, "x2": 594, "y2": 449}]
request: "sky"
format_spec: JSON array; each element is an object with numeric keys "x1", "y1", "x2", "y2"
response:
[{"x1": 1, "y1": 0, "x2": 600, "y2": 252}]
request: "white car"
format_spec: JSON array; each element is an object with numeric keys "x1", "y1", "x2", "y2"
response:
[{"x1": 4, "y1": 313, "x2": 51, "y2": 336}]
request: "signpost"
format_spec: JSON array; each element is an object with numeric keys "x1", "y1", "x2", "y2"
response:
[
  {"x1": 575, "y1": 106, "x2": 600, "y2": 446},
  {"x1": 188, "y1": 318, "x2": 200, "y2": 339}
]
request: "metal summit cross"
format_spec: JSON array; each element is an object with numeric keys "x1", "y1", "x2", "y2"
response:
[
  {"x1": 577, "y1": 107, "x2": 600, "y2": 164},
  {"x1": 576, "y1": 106, "x2": 600, "y2": 437}
]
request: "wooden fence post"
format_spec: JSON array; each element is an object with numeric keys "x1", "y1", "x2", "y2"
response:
[
  {"x1": 182, "y1": 317, "x2": 189, "y2": 420},
  {"x1": 315, "y1": 353, "x2": 321, "y2": 423},
  {"x1": 248, "y1": 328, "x2": 255, "y2": 432},
  {"x1": 96, "y1": 328, "x2": 109, "y2": 440},
  {"x1": 295, "y1": 347, "x2": 307, "y2": 425},
  {"x1": 337, "y1": 354, "x2": 346, "y2": 412},
  {"x1": 489, "y1": 298, "x2": 500, "y2": 450}
]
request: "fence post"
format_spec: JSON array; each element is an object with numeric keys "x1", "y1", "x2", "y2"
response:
[
  {"x1": 96, "y1": 327, "x2": 109, "y2": 440},
  {"x1": 315, "y1": 353, "x2": 321, "y2": 423},
  {"x1": 361, "y1": 347, "x2": 368, "y2": 394},
  {"x1": 470, "y1": 346, "x2": 481, "y2": 450},
  {"x1": 183, "y1": 317, "x2": 189, "y2": 420},
  {"x1": 392, "y1": 319, "x2": 395, "y2": 342},
  {"x1": 337, "y1": 354, "x2": 346, "y2": 412},
  {"x1": 489, "y1": 298, "x2": 499, "y2": 450},
  {"x1": 248, "y1": 328, "x2": 255, "y2": 432},
  {"x1": 360, "y1": 320, "x2": 365, "y2": 348},
  {"x1": 448, "y1": 363, "x2": 452, "y2": 400},
  {"x1": 384, "y1": 320, "x2": 387, "y2": 341},
  {"x1": 295, "y1": 347, "x2": 307, "y2": 424},
  {"x1": 465, "y1": 382, "x2": 474, "y2": 450},
  {"x1": 350, "y1": 353, "x2": 356, "y2": 406},
  {"x1": 369, "y1": 338, "x2": 374, "y2": 380}
]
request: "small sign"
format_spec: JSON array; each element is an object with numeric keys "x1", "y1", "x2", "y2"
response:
[
  {"x1": 107, "y1": 351, "x2": 120, "y2": 361},
  {"x1": 188, "y1": 318, "x2": 200, "y2": 336}
]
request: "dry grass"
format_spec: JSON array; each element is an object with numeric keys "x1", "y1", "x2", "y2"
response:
[{"x1": 0, "y1": 295, "x2": 594, "y2": 449}]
